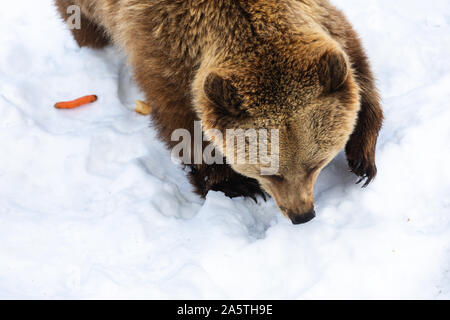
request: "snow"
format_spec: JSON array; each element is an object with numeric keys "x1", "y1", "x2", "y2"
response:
[{"x1": 0, "y1": 0, "x2": 449, "y2": 299}]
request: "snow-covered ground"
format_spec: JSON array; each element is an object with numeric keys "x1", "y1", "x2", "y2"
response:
[{"x1": 0, "y1": 0, "x2": 449, "y2": 299}]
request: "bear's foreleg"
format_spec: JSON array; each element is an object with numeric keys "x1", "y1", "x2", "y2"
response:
[{"x1": 344, "y1": 30, "x2": 384, "y2": 186}]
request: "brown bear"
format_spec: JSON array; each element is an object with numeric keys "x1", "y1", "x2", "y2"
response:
[{"x1": 55, "y1": 0, "x2": 383, "y2": 224}]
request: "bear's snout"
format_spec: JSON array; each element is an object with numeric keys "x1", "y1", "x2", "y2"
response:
[{"x1": 288, "y1": 209, "x2": 316, "y2": 225}]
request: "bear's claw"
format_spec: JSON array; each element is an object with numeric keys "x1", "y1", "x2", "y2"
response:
[
  {"x1": 188, "y1": 164, "x2": 267, "y2": 202},
  {"x1": 346, "y1": 150, "x2": 377, "y2": 187},
  {"x1": 211, "y1": 176, "x2": 267, "y2": 203}
]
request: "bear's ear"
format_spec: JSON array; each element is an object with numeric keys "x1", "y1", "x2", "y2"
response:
[
  {"x1": 317, "y1": 50, "x2": 349, "y2": 93},
  {"x1": 204, "y1": 73, "x2": 244, "y2": 117}
]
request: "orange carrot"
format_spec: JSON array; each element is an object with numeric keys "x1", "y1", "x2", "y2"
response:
[{"x1": 54, "y1": 95, "x2": 98, "y2": 109}]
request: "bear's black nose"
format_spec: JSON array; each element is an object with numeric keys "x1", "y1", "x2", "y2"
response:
[{"x1": 289, "y1": 209, "x2": 316, "y2": 225}]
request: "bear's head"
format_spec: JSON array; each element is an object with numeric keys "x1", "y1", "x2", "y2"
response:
[{"x1": 193, "y1": 38, "x2": 360, "y2": 224}]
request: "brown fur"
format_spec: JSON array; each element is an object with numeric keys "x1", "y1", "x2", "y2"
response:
[{"x1": 55, "y1": 0, "x2": 383, "y2": 224}]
